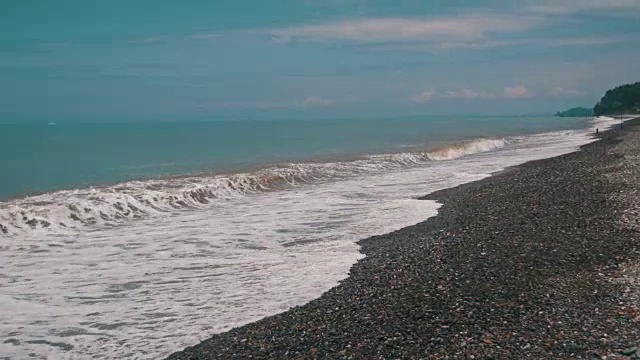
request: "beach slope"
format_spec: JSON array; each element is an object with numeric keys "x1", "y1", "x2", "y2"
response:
[{"x1": 168, "y1": 119, "x2": 640, "y2": 359}]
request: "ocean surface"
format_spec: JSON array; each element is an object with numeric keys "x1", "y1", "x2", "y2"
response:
[
  {"x1": 0, "y1": 115, "x2": 615, "y2": 359},
  {"x1": 1, "y1": 116, "x2": 589, "y2": 200}
]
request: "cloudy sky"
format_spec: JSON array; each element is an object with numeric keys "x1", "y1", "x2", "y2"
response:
[{"x1": 1, "y1": 0, "x2": 639, "y2": 122}]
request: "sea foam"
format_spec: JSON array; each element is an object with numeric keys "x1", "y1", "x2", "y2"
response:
[
  {"x1": 0, "y1": 138, "x2": 508, "y2": 238},
  {"x1": 0, "y1": 120, "x2": 620, "y2": 359}
]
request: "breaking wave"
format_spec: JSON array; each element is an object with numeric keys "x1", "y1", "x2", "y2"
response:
[{"x1": 0, "y1": 138, "x2": 507, "y2": 237}]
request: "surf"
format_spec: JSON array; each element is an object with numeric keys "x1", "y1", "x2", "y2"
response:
[
  {"x1": 1, "y1": 117, "x2": 629, "y2": 359},
  {"x1": 0, "y1": 138, "x2": 508, "y2": 238}
]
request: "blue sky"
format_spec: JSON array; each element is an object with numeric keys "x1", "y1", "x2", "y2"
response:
[{"x1": 1, "y1": 0, "x2": 639, "y2": 122}]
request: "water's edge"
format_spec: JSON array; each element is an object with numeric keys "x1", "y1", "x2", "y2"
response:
[{"x1": 0, "y1": 117, "x2": 629, "y2": 360}]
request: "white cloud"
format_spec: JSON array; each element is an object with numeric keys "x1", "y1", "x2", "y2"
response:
[
  {"x1": 544, "y1": 36, "x2": 618, "y2": 47},
  {"x1": 436, "y1": 40, "x2": 518, "y2": 50},
  {"x1": 269, "y1": 14, "x2": 540, "y2": 43},
  {"x1": 411, "y1": 86, "x2": 533, "y2": 103},
  {"x1": 446, "y1": 89, "x2": 495, "y2": 99},
  {"x1": 527, "y1": 0, "x2": 640, "y2": 15},
  {"x1": 298, "y1": 95, "x2": 334, "y2": 107},
  {"x1": 270, "y1": 34, "x2": 292, "y2": 44},
  {"x1": 358, "y1": 34, "x2": 635, "y2": 52},
  {"x1": 129, "y1": 33, "x2": 225, "y2": 44},
  {"x1": 410, "y1": 90, "x2": 435, "y2": 103},
  {"x1": 128, "y1": 35, "x2": 172, "y2": 44},
  {"x1": 207, "y1": 96, "x2": 335, "y2": 109},
  {"x1": 504, "y1": 85, "x2": 532, "y2": 99},
  {"x1": 184, "y1": 33, "x2": 224, "y2": 40},
  {"x1": 551, "y1": 87, "x2": 586, "y2": 96},
  {"x1": 440, "y1": 35, "x2": 619, "y2": 50}
]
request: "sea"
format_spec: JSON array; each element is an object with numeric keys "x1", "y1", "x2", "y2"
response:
[{"x1": 0, "y1": 115, "x2": 621, "y2": 359}]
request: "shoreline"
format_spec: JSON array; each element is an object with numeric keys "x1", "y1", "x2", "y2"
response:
[
  {"x1": 3, "y1": 121, "x2": 615, "y2": 359},
  {"x1": 0, "y1": 116, "x2": 590, "y2": 203},
  {"x1": 0, "y1": 135, "x2": 506, "y2": 203},
  {"x1": 0, "y1": 126, "x2": 582, "y2": 238},
  {"x1": 168, "y1": 118, "x2": 640, "y2": 359}
]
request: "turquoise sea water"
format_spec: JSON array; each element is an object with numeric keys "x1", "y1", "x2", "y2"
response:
[{"x1": 0, "y1": 115, "x2": 587, "y2": 199}]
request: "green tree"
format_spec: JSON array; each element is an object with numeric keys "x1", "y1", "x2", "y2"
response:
[{"x1": 593, "y1": 82, "x2": 640, "y2": 116}]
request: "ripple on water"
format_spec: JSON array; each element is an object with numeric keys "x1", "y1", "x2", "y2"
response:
[
  {"x1": 105, "y1": 281, "x2": 146, "y2": 293},
  {"x1": 90, "y1": 322, "x2": 131, "y2": 330},
  {"x1": 50, "y1": 327, "x2": 103, "y2": 337},
  {"x1": 25, "y1": 340, "x2": 73, "y2": 351}
]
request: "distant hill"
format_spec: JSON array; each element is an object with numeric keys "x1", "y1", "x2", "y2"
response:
[
  {"x1": 593, "y1": 81, "x2": 640, "y2": 116},
  {"x1": 555, "y1": 107, "x2": 593, "y2": 117}
]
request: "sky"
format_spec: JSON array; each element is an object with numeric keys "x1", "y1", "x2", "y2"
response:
[{"x1": 1, "y1": 0, "x2": 639, "y2": 122}]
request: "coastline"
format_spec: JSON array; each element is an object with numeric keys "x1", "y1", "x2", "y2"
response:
[
  {"x1": 0, "y1": 116, "x2": 586, "y2": 203},
  {"x1": 5, "y1": 121, "x2": 613, "y2": 359},
  {"x1": 167, "y1": 118, "x2": 640, "y2": 359},
  {"x1": 168, "y1": 116, "x2": 640, "y2": 359}
]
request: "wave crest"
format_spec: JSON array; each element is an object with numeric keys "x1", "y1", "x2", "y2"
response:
[
  {"x1": 426, "y1": 138, "x2": 506, "y2": 161},
  {"x1": 0, "y1": 138, "x2": 507, "y2": 236}
]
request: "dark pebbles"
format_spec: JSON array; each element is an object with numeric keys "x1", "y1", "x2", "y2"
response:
[{"x1": 167, "y1": 119, "x2": 640, "y2": 359}]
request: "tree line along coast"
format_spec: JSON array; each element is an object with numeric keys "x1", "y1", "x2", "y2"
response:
[{"x1": 556, "y1": 81, "x2": 640, "y2": 117}]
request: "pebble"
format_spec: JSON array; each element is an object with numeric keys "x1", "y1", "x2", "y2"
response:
[{"x1": 167, "y1": 121, "x2": 640, "y2": 360}]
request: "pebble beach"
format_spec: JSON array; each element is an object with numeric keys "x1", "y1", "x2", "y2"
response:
[{"x1": 168, "y1": 118, "x2": 640, "y2": 360}]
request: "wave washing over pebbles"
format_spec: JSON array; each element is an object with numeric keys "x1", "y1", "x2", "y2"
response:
[{"x1": 0, "y1": 117, "x2": 628, "y2": 359}]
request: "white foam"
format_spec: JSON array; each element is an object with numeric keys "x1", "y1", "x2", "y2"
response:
[
  {"x1": 591, "y1": 115, "x2": 635, "y2": 132},
  {"x1": 426, "y1": 138, "x2": 507, "y2": 161},
  {"x1": 0, "y1": 138, "x2": 507, "y2": 238},
  {"x1": 0, "y1": 122, "x2": 609, "y2": 359}
]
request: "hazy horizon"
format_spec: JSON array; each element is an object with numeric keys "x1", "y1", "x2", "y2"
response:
[{"x1": 0, "y1": 111, "x2": 586, "y2": 125}]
